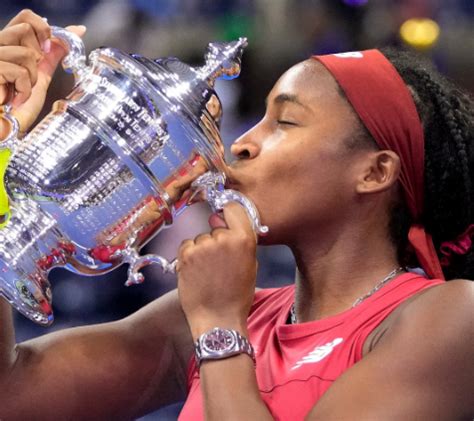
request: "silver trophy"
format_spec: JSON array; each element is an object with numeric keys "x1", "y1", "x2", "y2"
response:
[{"x1": 0, "y1": 27, "x2": 267, "y2": 325}]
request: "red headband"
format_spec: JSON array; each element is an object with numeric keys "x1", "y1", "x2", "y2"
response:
[{"x1": 314, "y1": 50, "x2": 444, "y2": 279}]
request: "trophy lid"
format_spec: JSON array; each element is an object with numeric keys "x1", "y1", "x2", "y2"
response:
[
  {"x1": 88, "y1": 37, "x2": 247, "y2": 160},
  {"x1": 148, "y1": 38, "x2": 248, "y2": 119},
  {"x1": 156, "y1": 38, "x2": 248, "y2": 84}
]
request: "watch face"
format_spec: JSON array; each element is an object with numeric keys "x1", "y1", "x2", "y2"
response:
[{"x1": 202, "y1": 328, "x2": 236, "y2": 353}]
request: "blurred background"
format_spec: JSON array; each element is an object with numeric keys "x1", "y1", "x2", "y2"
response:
[{"x1": 1, "y1": 0, "x2": 473, "y2": 419}]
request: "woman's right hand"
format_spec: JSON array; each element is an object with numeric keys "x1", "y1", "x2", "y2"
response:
[{"x1": 0, "y1": 9, "x2": 86, "y2": 138}]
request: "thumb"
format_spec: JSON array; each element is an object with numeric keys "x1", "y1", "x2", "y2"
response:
[
  {"x1": 64, "y1": 25, "x2": 87, "y2": 38},
  {"x1": 222, "y1": 202, "x2": 256, "y2": 241}
]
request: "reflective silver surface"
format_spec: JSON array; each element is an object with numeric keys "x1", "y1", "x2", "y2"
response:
[{"x1": 0, "y1": 27, "x2": 266, "y2": 325}]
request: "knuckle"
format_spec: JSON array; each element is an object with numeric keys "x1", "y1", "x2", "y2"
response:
[
  {"x1": 18, "y1": 22, "x2": 32, "y2": 34},
  {"x1": 25, "y1": 48, "x2": 36, "y2": 61},
  {"x1": 19, "y1": 9, "x2": 34, "y2": 19},
  {"x1": 195, "y1": 233, "x2": 210, "y2": 244},
  {"x1": 213, "y1": 229, "x2": 227, "y2": 240},
  {"x1": 18, "y1": 67, "x2": 29, "y2": 79},
  {"x1": 179, "y1": 238, "x2": 191, "y2": 247},
  {"x1": 178, "y1": 239, "x2": 192, "y2": 252},
  {"x1": 236, "y1": 232, "x2": 253, "y2": 246},
  {"x1": 179, "y1": 240, "x2": 193, "y2": 253},
  {"x1": 180, "y1": 247, "x2": 196, "y2": 264}
]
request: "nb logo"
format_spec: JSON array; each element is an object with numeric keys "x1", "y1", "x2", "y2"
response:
[
  {"x1": 333, "y1": 52, "x2": 364, "y2": 58},
  {"x1": 291, "y1": 338, "x2": 343, "y2": 370}
]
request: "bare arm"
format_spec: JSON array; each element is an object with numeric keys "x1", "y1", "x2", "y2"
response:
[
  {"x1": 0, "y1": 299, "x2": 16, "y2": 372},
  {"x1": 178, "y1": 203, "x2": 274, "y2": 420},
  {"x1": 306, "y1": 280, "x2": 474, "y2": 420},
  {"x1": 0, "y1": 289, "x2": 194, "y2": 420}
]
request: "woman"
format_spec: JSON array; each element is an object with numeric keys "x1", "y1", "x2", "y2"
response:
[{"x1": 0, "y1": 9, "x2": 473, "y2": 420}]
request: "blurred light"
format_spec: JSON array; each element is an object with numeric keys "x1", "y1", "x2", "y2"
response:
[
  {"x1": 399, "y1": 18, "x2": 440, "y2": 49},
  {"x1": 217, "y1": 14, "x2": 255, "y2": 42},
  {"x1": 343, "y1": 0, "x2": 369, "y2": 6}
]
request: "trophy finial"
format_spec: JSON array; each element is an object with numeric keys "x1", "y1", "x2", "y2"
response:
[{"x1": 199, "y1": 37, "x2": 248, "y2": 84}]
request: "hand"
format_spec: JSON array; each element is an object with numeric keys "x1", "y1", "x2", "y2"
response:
[
  {"x1": 177, "y1": 202, "x2": 258, "y2": 339},
  {"x1": 0, "y1": 9, "x2": 86, "y2": 137}
]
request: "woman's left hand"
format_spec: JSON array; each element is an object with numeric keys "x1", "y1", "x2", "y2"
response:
[{"x1": 177, "y1": 202, "x2": 258, "y2": 339}]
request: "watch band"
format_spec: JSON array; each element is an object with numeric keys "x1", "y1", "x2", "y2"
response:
[{"x1": 195, "y1": 327, "x2": 256, "y2": 367}]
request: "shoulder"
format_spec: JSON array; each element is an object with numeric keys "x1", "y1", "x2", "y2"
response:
[
  {"x1": 394, "y1": 278, "x2": 473, "y2": 324},
  {"x1": 395, "y1": 278, "x2": 473, "y2": 352},
  {"x1": 359, "y1": 279, "x2": 472, "y2": 415},
  {"x1": 378, "y1": 279, "x2": 473, "y2": 402},
  {"x1": 307, "y1": 281, "x2": 474, "y2": 419},
  {"x1": 384, "y1": 278, "x2": 473, "y2": 348}
]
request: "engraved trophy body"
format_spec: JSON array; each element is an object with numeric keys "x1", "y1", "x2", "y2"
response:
[{"x1": 0, "y1": 27, "x2": 267, "y2": 325}]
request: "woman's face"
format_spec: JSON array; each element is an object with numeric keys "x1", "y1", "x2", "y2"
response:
[{"x1": 226, "y1": 59, "x2": 371, "y2": 245}]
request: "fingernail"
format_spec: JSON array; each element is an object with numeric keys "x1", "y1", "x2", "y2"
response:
[
  {"x1": 41, "y1": 39, "x2": 51, "y2": 54},
  {"x1": 76, "y1": 25, "x2": 87, "y2": 35},
  {"x1": 42, "y1": 17, "x2": 49, "y2": 23}
]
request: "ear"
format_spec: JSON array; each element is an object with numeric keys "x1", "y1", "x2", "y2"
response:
[{"x1": 355, "y1": 150, "x2": 401, "y2": 194}]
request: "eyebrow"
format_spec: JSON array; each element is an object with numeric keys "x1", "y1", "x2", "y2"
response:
[{"x1": 265, "y1": 93, "x2": 310, "y2": 111}]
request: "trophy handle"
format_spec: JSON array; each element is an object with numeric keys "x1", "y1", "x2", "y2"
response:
[
  {"x1": 115, "y1": 171, "x2": 268, "y2": 285},
  {"x1": 191, "y1": 172, "x2": 269, "y2": 236},
  {"x1": 115, "y1": 247, "x2": 177, "y2": 286},
  {"x1": 0, "y1": 104, "x2": 20, "y2": 152},
  {"x1": 50, "y1": 26, "x2": 88, "y2": 82}
]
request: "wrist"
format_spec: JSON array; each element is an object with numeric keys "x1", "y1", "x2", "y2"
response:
[
  {"x1": 190, "y1": 319, "x2": 249, "y2": 342},
  {"x1": 194, "y1": 327, "x2": 256, "y2": 368}
]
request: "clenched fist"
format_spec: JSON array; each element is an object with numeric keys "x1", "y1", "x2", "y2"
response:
[{"x1": 177, "y1": 202, "x2": 258, "y2": 340}]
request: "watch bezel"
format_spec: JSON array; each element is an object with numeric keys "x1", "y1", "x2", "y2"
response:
[
  {"x1": 200, "y1": 327, "x2": 237, "y2": 355},
  {"x1": 195, "y1": 327, "x2": 255, "y2": 367}
]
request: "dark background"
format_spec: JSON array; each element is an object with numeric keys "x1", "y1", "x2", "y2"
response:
[{"x1": 1, "y1": 1, "x2": 473, "y2": 419}]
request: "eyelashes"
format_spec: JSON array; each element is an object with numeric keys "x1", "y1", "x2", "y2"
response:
[{"x1": 277, "y1": 120, "x2": 298, "y2": 127}]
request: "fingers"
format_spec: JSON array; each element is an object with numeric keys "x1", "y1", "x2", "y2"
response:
[
  {"x1": 6, "y1": 9, "x2": 51, "y2": 50},
  {"x1": 0, "y1": 9, "x2": 87, "y2": 109},
  {"x1": 0, "y1": 24, "x2": 44, "y2": 59},
  {"x1": 0, "y1": 60, "x2": 32, "y2": 105},
  {"x1": 0, "y1": 10, "x2": 51, "y2": 105},
  {"x1": 36, "y1": 24, "x2": 87, "y2": 92},
  {"x1": 0, "y1": 46, "x2": 38, "y2": 85},
  {"x1": 42, "y1": 24, "x2": 87, "y2": 71},
  {"x1": 208, "y1": 212, "x2": 228, "y2": 229},
  {"x1": 222, "y1": 202, "x2": 256, "y2": 240}
]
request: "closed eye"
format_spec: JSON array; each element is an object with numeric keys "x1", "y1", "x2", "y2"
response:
[{"x1": 277, "y1": 120, "x2": 298, "y2": 126}]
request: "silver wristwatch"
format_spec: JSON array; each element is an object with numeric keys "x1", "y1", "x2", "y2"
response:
[{"x1": 195, "y1": 327, "x2": 256, "y2": 367}]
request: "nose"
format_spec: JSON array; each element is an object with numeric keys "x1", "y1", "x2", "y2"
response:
[{"x1": 230, "y1": 126, "x2": 261, "y2": 160}]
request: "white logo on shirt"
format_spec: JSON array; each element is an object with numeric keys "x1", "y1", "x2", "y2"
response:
[
  {"x1": 333, "y1": 52, "x2": 364, "y2": 58},
  {"x1": 291, "y1": 338, "x2": 344, "y2": 370}
]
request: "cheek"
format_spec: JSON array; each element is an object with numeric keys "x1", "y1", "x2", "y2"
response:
[
  {"x1": 247, "y1": 153, "x2": 312, "y2": 228},
  {"x1": 257, "y1": 149, "x2": 353, "y2": 230}
]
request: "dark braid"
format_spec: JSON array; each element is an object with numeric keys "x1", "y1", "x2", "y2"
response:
[{"x1": 380, "y1": 47, "x2": 474, "y2": 280}]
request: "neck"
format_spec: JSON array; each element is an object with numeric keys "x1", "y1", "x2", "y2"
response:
[{"x1": 290, "y1": 220, "x2": 401, "y2": 322}]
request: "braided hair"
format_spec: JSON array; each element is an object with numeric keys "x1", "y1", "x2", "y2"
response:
[{"x1": 380, "y1": 48, "x2": 474, "y2": 280}]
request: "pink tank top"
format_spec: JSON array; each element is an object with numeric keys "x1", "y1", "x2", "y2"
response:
[{"x1": 178, "y1": 272, "x2": 443, "y2": 420}]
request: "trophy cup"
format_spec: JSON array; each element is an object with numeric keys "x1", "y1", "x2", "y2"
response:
[{"x1": 0, "y1": 27, "x2": 267, "y2": 326}]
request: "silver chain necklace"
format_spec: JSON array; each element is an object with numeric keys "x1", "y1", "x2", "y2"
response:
[{"x1": 290, "y1": 267, "x2": 405, "y2": 325}]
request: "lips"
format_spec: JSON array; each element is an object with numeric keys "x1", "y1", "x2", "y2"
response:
[{"x1": 223, "y1": 166, "x2": 240, "y2": 189}]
